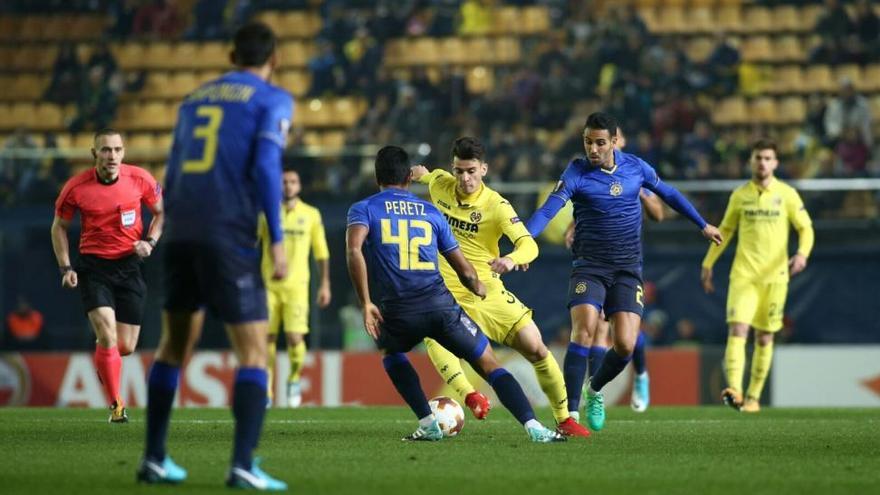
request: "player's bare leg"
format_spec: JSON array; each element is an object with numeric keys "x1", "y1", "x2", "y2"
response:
[
  {"x1": 138, "y1": 309, "x2": 204, "y2": 484},
  {"x1": 88, "y1": 307, "x2": 127, "y2": 422},
  {"x1": 722, "y1": 322, "x2": 750, "y2": 410},
  {"x1": 510, "y1": 323, "x2": 589, "y2": 437},
  {"x1": 742, "y1": 330, "x2": 774, "y2": 413}
]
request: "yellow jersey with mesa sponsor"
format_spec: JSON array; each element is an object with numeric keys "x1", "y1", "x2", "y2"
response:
[
  {"x1": 258, "y1": 199, "x2": 329, "y2": 291},
  {"x1": 418, "y1": 169, "x2": 536, "y2": 290},
  {"x1": 703, "y1": 178, "x2": 814, "y2": 284}
]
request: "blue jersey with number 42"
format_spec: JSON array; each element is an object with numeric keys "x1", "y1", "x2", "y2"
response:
[
  {"x1": 347, "y1": 188, "x2": 460, "y2": 312},
  {"x1": 164, "y1": 71, "x2": 293, "y2": 247}
]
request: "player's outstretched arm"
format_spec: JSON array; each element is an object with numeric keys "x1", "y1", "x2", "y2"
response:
[
  {"x1": 443, "y1": 248, "x2": 486, "y2": 299},
  {"x1": 526, "y1": 194, "x2": 567, "y2": 238},
  {"x1": 647, "y1": 180, "x2": 722, "y2": 245},
  {"x1": 346, "y1": 224, "x2": 383, "y2": 339}
]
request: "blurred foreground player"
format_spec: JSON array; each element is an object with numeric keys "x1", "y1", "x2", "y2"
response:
[{"x1": 137, "y1": 22, "x2": 292, "y2": 490}]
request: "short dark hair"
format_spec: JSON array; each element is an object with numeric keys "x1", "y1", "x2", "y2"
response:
[
  {"x1": 282, "y1": 165, "x2": 299, "y2": 174},
  {"x1": 232, "y1": 22, "x2": 276, "y2": 67},
  {"x1": 93, "y1": 128, "x2": 123, "y2": 145},
  {"x1": 375, "y1": 145, "x2": 411, "y2": 186},
  {"x1": 751, "y1": 138, "x2": 778, "y2": 155},
  {"x1": 452, "y1": 136, "x2": 485, "y2": 161},
  {"x1": 583, "y1": 112, "x2": 618, "y2": 135}
]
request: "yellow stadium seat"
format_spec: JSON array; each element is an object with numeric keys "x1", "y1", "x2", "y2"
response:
[
  {"x1": 277, "y1": 71, "x2": 310, "y2": 97},
  {"x1": 465, "y1": 38, "x2": 493, "y2": 65},
  {"x1": 194, "y1": 43, "x2": 230, "y2": 70},
  {"x1": 750, "y1": 97, "x2": 778, "y2": 124},
  {"x1": 834, "y1": 64, "x2": 864, "y2": 91},
  {"x1": 685, "y1": 37, "x2": 715, "y2": 64},
  {"x1": 294, "y1": 98, "x2": 330, "y2": 127},
  {"x1": 332, "y1": 98, "x2": 365, "y2": 127},
  {"x1": 13, "y1": 45, "x2": 56, "y2": 70},
  {"x1": 256, "y1": 11, "x2": 283, "y2": 35},
  {"x1": 383, "y1": 39, "x2": 407, "y2": 67},
  {"x1": 112, "y1": 43, "x2": 145, "y2": 70},
  {"x1": 741, "y1": 7, "x2": 773, "y2": 34},
  {"x1": 168, "y1": 72, "x2": 201, "y2": 98},
  {"x1": 716, "y1": 6, "x2": 742, "y2": 32},
  {"x1": 767, "y1": 65, "x2": 804, "y2": 94},
  {"x1": 803, "y1": 65, "x2": 835, "y2": 93},
  {"x1": 0, "y1": 104, "x2": 13, "y2": 129},
  {"x1": 686, "y1": 8, "x2": 715, "y2": 34},
  {"x1": 10, "y1": 102, "x2": 37, "y2": 129},
  {"x1": 439, "y1": 38, "x2": 470, "y2": 65},
  {"x1": 772, "y1": 6, "x2": 801, "y2": 32},
  {"x1": 18, "y1": 16, "x2": 43, "y2": 41},
  {"x1": 492, "y1": 6, "x2": 520, "y2": 35},
  {"x1": 773, "y1": 36, "x2": 805, "y2": 63},
  {"x1": 9, "y1": 74, "x2": 46, "y2": 100},
  {"x1": 777, "y1": 96, "x2": 806, "y2": 125},
  {"x1": 33, "y1": 103, "x2": 63, "y2": 130},
  {"x1": 141, "y1": 72, "x2": 171, "y2": 99},
  {"x1": 321, "y1": 130, "x2": 346, "y2": 151},
  {"x1": 155, "y1": 133, "x2": 174, "y2": 154},
  {"x1": 740, "y1": 36, "x2": 773, "y2": 63},
  {"x1": 72, "y1": 132, "x2": 95, "y2": 150},
  {"x1": 142, "y1": 42, "x2": 174, "y2": 70},
  {"x1": 0, "y1": 18, "x2": 17, "y2": 41},
  {"x1": 493, "y1": 37, "x2": 521, "y2": 64},
  {"x1": 277, "y1": 41, "x2": 310, "y2": 68},
  {"x1": 522, "y1": 6, "x2": 551, "y2": 34},
  {"x1": 861, "y1": 65, "x2": 880, "y2": 92},
  {"x1": 711, "y1": 97, "x2": 747, "y2": 126},
  {"x1": 654, "y1": 7, "x2": 686, "y2": 34},
  {"x1": 127, "y1": 133, "x2": 156, "y2": 153},
  {"x1": 169, "y1": 43, "x2": 198, "y2": 70}
]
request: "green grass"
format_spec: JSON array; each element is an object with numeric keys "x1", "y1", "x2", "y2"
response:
[{"x1": 0, "y1": 407, "x2": 878, "y2": 494}]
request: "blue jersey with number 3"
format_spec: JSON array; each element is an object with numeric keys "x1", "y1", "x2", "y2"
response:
[
  {"x1": 347, "y1": 188, "x2": 460, "y2": 312},
  {"x1": 164, "y1": 71, "x2": 293, "y2": 247}
]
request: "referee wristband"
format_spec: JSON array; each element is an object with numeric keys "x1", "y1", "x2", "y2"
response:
[
  {"x1": 59, "y1": 265, "x2": 72, "y2": 274},
  {"x1": 146, "y1": 237, "x2": 157, "y2": 248}
]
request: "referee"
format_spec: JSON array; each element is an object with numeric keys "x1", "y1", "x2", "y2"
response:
[{"x1": 51, "y1": 128, "x2": 164, "y2": 423}]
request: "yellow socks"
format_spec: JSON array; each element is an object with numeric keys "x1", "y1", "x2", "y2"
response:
[
  {"x1": 425, "y1": 338, "x2": 475, "y2": 401},
  {"x1": 532, "y1": 353, "x2": 569, "y2": 423},
  {"x1": 288, "y1": 340, "x2": 306, "y2": 382},
  {"x1": 746, "y1": 341, "x2": 774, "y2": 401},
  {"x1": 724, "y1": 335, "x2": 747, "y2": 394},
  {"x1": 267, "y1": 340, "x2": 277, "y2": 401}
]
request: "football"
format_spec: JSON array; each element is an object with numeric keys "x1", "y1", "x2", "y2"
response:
[{"x1": 429, "y1": 396, "x2": 465, "y2": 437}]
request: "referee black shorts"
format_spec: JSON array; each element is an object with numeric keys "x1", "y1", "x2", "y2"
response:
[{"x1": 75, "y1": 254, "x2": 147, "y2": 325}]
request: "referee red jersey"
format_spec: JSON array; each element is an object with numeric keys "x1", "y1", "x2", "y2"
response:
[{"x1": 55, "y1": 164, "x2": 162, "y2": 259}]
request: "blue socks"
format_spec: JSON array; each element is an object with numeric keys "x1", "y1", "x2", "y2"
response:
[
  {"x1": 145, "y1": 361, "x2": 180, "y2": 462},
  {"x1": 232, "y1": 368, "x2": 268, "y2": 470},
  {"x1": 633, "y1": 331, "x2": 647, "y2": 374},
  {"x1": 563, "y1": 342, "x2": 589, "y2": 413},
  {"x1": 383, "y1": 353, "x2": 431, "y2": 419},
  {"x1": 589, "y1": 345, "x2": 607, "y2": 379},
  {"x1": 486, "y1": 368, "x2": 535, "y2": 424},
  {"x1": 590, "y1": 349, "x2": 632, "y2": 392}
]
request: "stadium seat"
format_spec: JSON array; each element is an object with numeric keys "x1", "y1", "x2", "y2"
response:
[
  {"x1": 410, "y1": 38, "x2": 440, "y2": 66},
  {"x1": 12, "y1": 45, "x2": 56, "y2": 70},
  {"x1": 155, "y1": 133, "x2": 173, "y2": 154},
  {"x1": 320, "y1": 130, "x2": 347, "y2": 151},
  {"x1": 684, "y1": 37, "x2": 715, "y2": 64},
  {"x1": 277, "y1": 41, "x2": 311, "y2": 68},
  {"x1": 861, "y1": 65, "x2": 880, "y2": 92},
  {"x1": 773, "y1": 36, "x2": 806, "y2": 63},
  {"x1": 654, "y1": 7, "x2": 686, "y2": 34},
  {"x1": 686, "y1": 7, "x2": 715, "y2": 34},
  {"x1": 193, "y1": 43, "x2": 230, "y2": 70},
  {"x1": 741, "y1": 7, "x2": 773, "y2": 34},
  {"x1": 750, "y1": 97, "x2": 778, "y2": 124},
  {"x1": 711, "y1": 97, "x2": 747, "y2": 126},
  {"x1": 522, "y1": 6, "x2": 551, "y2": 34},
  {"x1": 112, "y1": 43, "x2": 145, "y2": 70},
  {"x1": 740, "y1": 36, "x2": 773, "y2": 63},
  {"x1": 439, "y1": 38, "x2": 470, "y2": 65},
  {"x1": 767, "y1": 65, "x2": 805, "y2": 95},
  {"x1": 776, "y1": 96, "x2": 806, "y2": 125},
  {"x1": 72, "y1": 132, "x2": 95, "y2": 150},
  {"x1": 803, "y1": 65, "x2": 835, "y2": 93},
  {"x1": 493, "y1": 37, "x2": 521, "y2": 64},
  {"x1": 465, "y1": 38, "x2": 493, "y2": 65},
  {"x1": 0, "y1": 17, "x2": 17, "y2": 41},
  {"x1": 330, "y1": 98, "x2": 363, "y2": 127},
  {"x1": 127, "y1": 133, "x2": 156, "y2": 153},
  {"x1": 141, "y1": 72, "x2": 171, "y2": 99},
  {"x1": 168, "y1": 72, "x2": 201, "y2": 98},
  {"x1": 772, "y1": 6, "x2": 803, "y2": 32},
  {"x1": 33, "y1": 103, "x2": 63, "y2": 131},
  {"x1": 834, "y1": 65, "x2": 864, "y2": 91},
  {"x1": 142, "y1": 42, "x2": 174, "y2": 70},
  {"x1": 492, "y1": 6, "x2": 520, "y2": 35},
  {"x1": 277, "y1": 71, "x2": 311, "y2": 97},
  {"x1": 715, "y1": 6, "x2": 743, "y2": 32}
]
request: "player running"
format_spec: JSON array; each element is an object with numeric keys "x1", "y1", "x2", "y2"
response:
[
  {"x1": 137, "y1": 22, "x2": 292, "y2": 490},
  {"x1": 411, "y1": 136, "x2": 589, "y2": 438},
  {"x1": 701, "y1": 139, "x2": 813, "y2": 413},
  {"x1": 527, "y1": 112, "x2": 722, "y2": 431},
  {"x1": 346, "y1": 145, "x2": 565, "y2": 443}
]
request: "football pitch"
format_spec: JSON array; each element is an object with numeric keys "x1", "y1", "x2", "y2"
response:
[{"x1": 0, "y1": 407, "x2": 877, "y2": 495}]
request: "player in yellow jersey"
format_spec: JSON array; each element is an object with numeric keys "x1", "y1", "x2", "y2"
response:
[
  {"x1": 259, "y1": 168, "x2": 331, "y2": 407},
  {"x1": 410, "y1": 137, "x2": 590, "y2": 438},
  {"x1": 701, "y1": 139, "x2": 814, "y2": 413}
]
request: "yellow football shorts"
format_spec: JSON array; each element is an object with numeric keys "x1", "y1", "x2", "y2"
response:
[
  {"x1": 267, "y1": 287, "x2": 309, "y2": 335},
  {"x1": 726, "y1": 279, "x2": 788, "y2": 332},
  {"x1": 450, "y1": 276, "x2": 533, "y2": 346}
]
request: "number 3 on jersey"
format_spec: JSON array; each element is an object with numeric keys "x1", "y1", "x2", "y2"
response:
[
  {"x1": 381, "y1": 219, "x2": 435, "y2": 271},
  {"x1": 182, "y1": 105, "x2": 223, "y2": 173}
]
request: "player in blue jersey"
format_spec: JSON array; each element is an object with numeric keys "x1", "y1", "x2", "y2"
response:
[
  {"x1": 137, "y1": 23, "x2": 291, "y2": 491},
  {"x1": 346, "y1": 145, "x2": 565, "y2": 443},
  {"x1": 527, "y1": 113, "x2": 722, "y2": 431}
]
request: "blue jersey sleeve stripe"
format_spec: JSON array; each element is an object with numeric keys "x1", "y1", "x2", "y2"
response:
[
  {"x1": 347, "y1": 220, "x2": 369, "y2": 227},
  {"x1": 439, "y1": 243, "x2": 460, "y2": 254}
]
